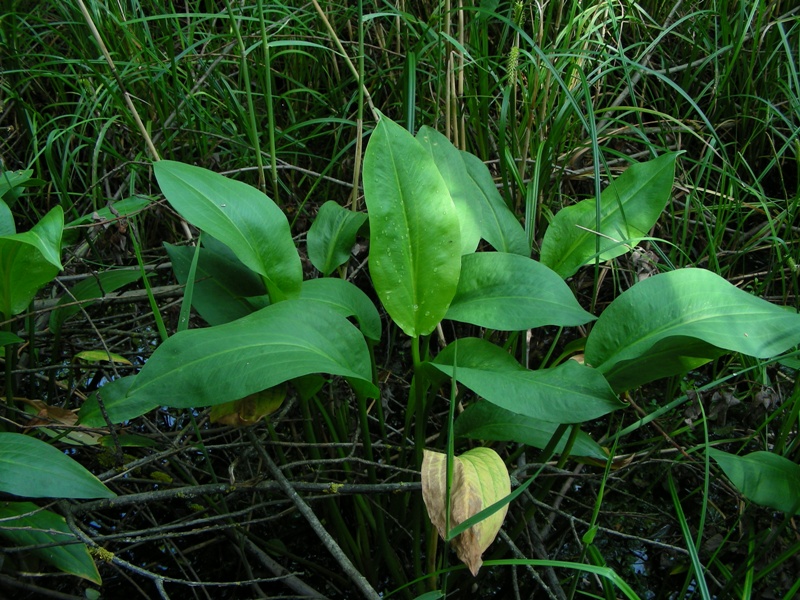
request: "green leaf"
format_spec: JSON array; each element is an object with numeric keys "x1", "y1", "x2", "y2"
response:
[
  {"x1": 363, "y1": 114, "x2": 461, "y2": 337},
  {"x1": 585, "y1": 268, "x2": 800, "y2": 392},
  {"x1": 708, "y1": 449, "x2": 800, "y2": 515},
  {"x1": 0, "y1": 331, "x2": 23, "y2": 346},
  {"x1": 64, "y1": 196, "x2": 151, "y2": 228},
  {"x1": 0, "y1": 206, "x2": 63, "y2": 319},
  {"x1": 0, "y1": 433, "x2": 115, "y2": 499},
  {"x1": 306, "y1": 201, "x2": 367, "y2": 276},
  {"x1": 432, "y1": 338, "x2": 623, "y2": 423},
  {"x1": 86, "y1": 300, "x2": 378, "y2": 424},
  {"x1": 0, "y1": 169, "x2": 38, "y2": 209},
  {"x1": 300, "y1": 277, "x2": 381, "y2": 341},
  {"x1": 165, "y1": 237, "x2": 265, "y2": 326},
  {"x1": 79, "y1": 376, "x2": 136, "y2": 428},
  {"x1": 455, "y1": 400, "x2": 606, "y2": 459},
  {"x1": 154, "y1": 160, "x2": 301, "y2": 302},
  {"x1": 445, "y1": 252, "x2": 595, "y2": 330},
  {"x1": 49, "y1": 269, "x2": 143, "y2": 335},
  {"x1": 0, "y1": 199, "x2": 14, "y2": 236},
  {"x1": 540, "y1": 152, "x2": 681, "y2": 278},
  {"x1": 460, "y1": 151, "x2": 530, "y2": 256},
  {"x1": 0, "y1": 502, "x2": 102, "y2": 583},
  {"x1": 417, "y1": 126, "x2": 482, "y2": 255}
]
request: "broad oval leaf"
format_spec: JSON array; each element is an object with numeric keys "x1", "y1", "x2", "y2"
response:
[
  {"x1": 87, "y1": 299, "x2": 378, "y2": 424},
  {"x1": 585, "y1": 268, "x2": 800, "y2": 392},
  {"x1": 460, "y1": 151, "x2": 529, "y2": 256},
  {"x1": 422, "y1": 448, "x2": 510, "y2": 576},
  {"x1": 445, "y1": 252, "x2": 595, "y2": 330},
  {"x1": 417, "y1": 126, "x2": 482, "y2": 255},
  {"x1": 154, "y1": 160, "x2": 301, "y2": 302},
  {"x1": 306, "y1": 201, "x2": 367, "y2": 276},
  {"x1": 0, "y1": 502, "x2": 102, "y2": 583},
  {"x1": 455, "y1": 400, "x2": 606, "y2": 459},
  {"x1": 431, "y1": 338, "x2": 623, "y2": 423},
  {"x1": 300, "y1": 277, "x2": 382, "y2": 341},
  {"x1": 0, "y1": 433, "x2": 115, "y2": 499},
  {"x1": 0, "y1": 206, "x2": 63, "y2": 319},
  {"x1": 363, "y1": 114, "x2": 461, "y2": 337},
  {"x1": 540, "y1": 152, "x2": 681, "y2": 278},
  {"x1": 708, "y1": 449, "x2": 800, "y2": 515}
]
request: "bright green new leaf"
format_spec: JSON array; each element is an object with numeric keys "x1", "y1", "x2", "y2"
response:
[
  {"x1": 363, "y1": 114, "x2": 461, "y2": 337},
  {"x1": 708, "y1": 449, "x2": 800, "y2": 515},
  {"x1": 49, "y1": 269, "x2": 143, "y2": 335},
  {"x1": 455, "y1": 400, "x2": 606, "y2": 459},
  {"x1": 300, "y1": 278, "x2": 382, "y2": 341},
  {"x1": 0, "y1": 206, "x2": 63, "y2": 319},
  {"x1": 154, "y1": 161, "x2": 301, "y2": 302},
  {"x1": 445, "y1": 252, "x2": 595, "y2": 330},
  {"x1": 85, "y1": 300, "x2": 378, "y2": 424},
  {"x1": 0, "y1": 433, "x2": 115, "y2": 499},
  {"x1": 417, "y1": 126, "x2": 482, "y2": 255},
  {"x1": 460, "y1": 151, "x2": 529, "y2": 255},
  {"x1": 74, "y1": 350, "x2": 131, "y2": 365},
  {"x1": 165, "y1": 237, "x2": 266, "y2": 326},
  {"x1": 0, "y1": 502, "x2": 102, "y2": 583},
  {"x1": 585, "y1": 268, "x2": 800, "y2": 392},
  {"x1": 540, "y1": 152, "x2": 681, "y2": 278},
  {"x1": 432, "y1": 338, "x2": 623, "y2": 423},
  {"x1": 422, "y1": 448, "x2": 510, "y2": 576},
  {"x1": 306, "y1": 200, "x2": 367, "y2": 275}
]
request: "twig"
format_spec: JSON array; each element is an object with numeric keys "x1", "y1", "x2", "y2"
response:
[{"x1": 245, "y1": 428, "x2": 381, "y2": 600}]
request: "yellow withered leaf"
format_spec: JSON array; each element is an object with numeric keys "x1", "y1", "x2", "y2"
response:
[
  {"x1": 422, "y1": 447, "x2": 510, "y2": 576},
  {"x1": 209, "y1": 385, "x2": 286, "y2": 426}
]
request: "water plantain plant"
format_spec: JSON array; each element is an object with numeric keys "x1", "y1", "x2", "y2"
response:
[{"x1": 72, "y1": 114, "x2": 800, "y2": 597}]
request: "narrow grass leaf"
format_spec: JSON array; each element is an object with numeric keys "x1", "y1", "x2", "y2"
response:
[
  {"x1": 154, "y1": 161, "x2": 301, "y2": 302},
  {"x1": 306, "y1": 201, "x2": 367, "y2": 276},
  {"x1": 363, "y1": 114, "x2": 461, "y2": 337},
  {"x1": 445, "y1": 252, "x2": 595, "y2": 330},
  {"x1": 0, "y1": 433, "x2": 115, "y2": 499},
  {"x1": 432, "y1": 338, "x2": 623, "y2": 423},
  {"x1": 0, "y1": 502, "x2": 102, "y2": 583},
  {"x1": 540, "y1": 152, "x2": 681, "y2": 278},
  {"x1": 708, "y1": 449, "x2": 800, "y2": 515},
  {"x1": 586, "y1": 269, "x2": 800, "y2": 392},
  {"x1": 455, "y1": 400, "x2": 606, "y2": 459}
]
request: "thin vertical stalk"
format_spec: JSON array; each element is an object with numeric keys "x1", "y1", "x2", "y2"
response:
[{"x1": 257, "y1": 0, "x2": 280, "y2": 204}]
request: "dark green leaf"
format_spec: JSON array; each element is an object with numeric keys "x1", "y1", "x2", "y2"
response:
[
  {"x1": 86, "y1": 300, "x2": 378, "y2": 424},
  {"x1": 446, "y1": 252, "x2": 594, "y2": 330},
  {"x1": 0, "y1": 502, "x2": 102, "y2": 583},
  {"x1": 0, "y1": 433, "x2": 115, "y2": 499},
  {"x1": 154, "y1": 161, "x2": 301, "y2": 301},
  {"x1": 709, "y1": 449, "x2": 800, "y2": 515},
  {"x1": 455, "y1": 400, "x2": 606, "y2": 459},
  {"x1": 306, "y1": 201, "x2": 367, "y2": 276},
  {"x1": 0, "y1": 206, "x2": 63, "y2": 319},
  {"x1": 460, "y1": 151, "x2": 529, "y2": 256},
  {"x1": 585, "y1": 269, "x2": 800, "y2": 391},
  {"x1": 432, "y1": 338, "x2": 623, "y2": 423}
]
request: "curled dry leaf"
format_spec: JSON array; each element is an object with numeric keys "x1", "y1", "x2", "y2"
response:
[{"x1": 422, "y1": 448, "x2": 510, "y2": 576}]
